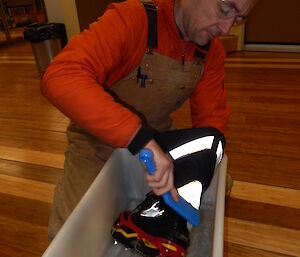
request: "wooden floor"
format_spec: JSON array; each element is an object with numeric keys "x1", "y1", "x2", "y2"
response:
[{"x1": 0, "y1": 40, "x2": 299, "y2": 257}]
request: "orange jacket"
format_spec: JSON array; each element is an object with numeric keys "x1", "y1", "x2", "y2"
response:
[{"x1": 41, "y1": 0, "x2": 229, "y2": 149}]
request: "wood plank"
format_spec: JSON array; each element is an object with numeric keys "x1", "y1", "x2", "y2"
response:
[
  {"x1": 225, "y1": 63, "x2": 300, "y2": 69},
  {"x1": 225, "y1": 68, "x2": 300, "y2": 85},
  {"x1": 0, "y1": 56, "x2": 34, "y2": 60},
  {"x1": 0, "y1": 174, "x2": 55, "y2": 203},
  {"x1": 225, "y1": 58, "x2": 300, "y2": 63},
  {"x1": 0, "y1": 65, "x2": 39, "y2": 81},
  {"x1": 225, "y1": 217, "x2": 300, "y2": 256},
  {"x1": 225, "y1": 127, "x2": 300, "y2": 160},
  {"x1": 0, "y1": 117, "x2": 69, "y2": 133},
  {"x1": 0, "y1": 101, "x2": 67, "y2": 124},
  {"x1": 0, "y1": 159, "x2": 63, "y2": 184},
  {"x1": 224, "y1": 242, "x2": 293, "y2": 257},
  {"x1": 226, "y1": 51, "x2": 300, "y2": 59},
  {"x1": 0, "y1": 135, "x2": 67, "y2": 155},
  {"x1": 173, "y1": 108, "x2": 300, "y2": 138},
  {"x1": 228, "y1": 101, "x2": 300, "y2": 116},
  {"x1": 0, "y1": 60, "x2": 35, "y2": 64},
  {"x1": 0, "y1": 146, "x2": 65, "y2": 169},
  {"x1": 226, "y1": 152, "x2": 300, "y2": 190},
  {"x1": 0, "y1": 243, "x2": 38, "y2": 257},
  {"x1": 0, "y1": 122, "x2": 67, "y2": 154},
  {"x1": 227, "y1": 89, "x2": 300, "y2": 105},
  {"x1": 0, "y1": 216, "x2": 49, "y2": 256},
  {"x1": 250, "y1": 96, "x2": 300, "y2": 105},
  {"x1": 0, "y1": 112, "x2": 67, "y2": 125},
  {"x1": 228, "y1": 113, "x2": 300, "y2": 135},
  {"x1": 0, "y1": 121, "x2": 67, "y2": 143},
  {"x1": 0, "y1": 119, "x2": 68, "y2": 153},
  {"x1": 0, "y1": 192, "x2": 51, "y2": 227},
  {"x1": 0, "y1": 40, "x2": 32, "y2": 57},
  {"x1": 0, "y1": 100, "x2": 61, "y2": 112},
  {"x1": 225, "y1": 197, "x2": 300, "y2": 230},
  {"x1": 230, "y1": 180, "x2": 300, "y2": 209},
  {"x1": 172, "y1": 88, "x2": 300, "y2": 135},
  {"x1": 226, "y1": 82, "x2": 300, "y2": 96}
]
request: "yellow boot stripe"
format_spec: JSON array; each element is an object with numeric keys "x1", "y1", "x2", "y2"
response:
[
  {"x1": 115, "y1": 228, "x2": 138, "y2": 238},
  {"x1": 161, "y1": 243, "x2": 177, "y2": 252},
  {"x1": 142, "y1": 238, "x2": 158, "y2": 249}
]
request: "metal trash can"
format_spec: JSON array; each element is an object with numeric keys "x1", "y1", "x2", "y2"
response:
[{"x1": 24, "y1": 23, "x2": 67, "y2": 74}]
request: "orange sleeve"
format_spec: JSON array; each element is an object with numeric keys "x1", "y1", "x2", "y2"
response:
[
  {"x1": 189, "y1": 38, "x2": 230, "y2": 134},
  {"x1": 41, "y1": 0, "x2": 148, "y2": 147}
]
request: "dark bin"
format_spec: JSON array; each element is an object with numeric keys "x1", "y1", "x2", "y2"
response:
[{"x1": 24, "y1": 23, "x2": 67, "y2": 74}]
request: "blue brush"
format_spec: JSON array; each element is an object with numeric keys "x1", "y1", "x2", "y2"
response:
[{"x1": 139, "y1": 149, "x2": 200, "y2": 226}]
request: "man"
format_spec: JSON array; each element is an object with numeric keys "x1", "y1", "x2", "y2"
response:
[{"x1": 41, "y1": 0, "x2": 257, "y2": 248}]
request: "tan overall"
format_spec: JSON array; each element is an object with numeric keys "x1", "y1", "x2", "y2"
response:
[{"x1": 48, "y1": 51, "x2": 204, "y2": 239}]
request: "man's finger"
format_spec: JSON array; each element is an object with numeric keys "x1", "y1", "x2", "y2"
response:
[
  {"x1": 152, "y1": 181, "x2": 174, "y2": 195},
  {"x1": 170, "y1": 187, "x2": 179, "y2": 202}
]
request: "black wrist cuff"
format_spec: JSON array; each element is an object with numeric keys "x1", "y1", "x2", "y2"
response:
[{"x1": 127, "y1": 126, "x2": 155, "y2": 155}]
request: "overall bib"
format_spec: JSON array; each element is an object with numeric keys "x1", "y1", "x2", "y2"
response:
[{"x1": 48, "y1": 7, "x2": 205, "y2": 238}]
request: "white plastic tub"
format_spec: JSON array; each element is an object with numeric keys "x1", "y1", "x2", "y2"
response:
[{"x1": 42, "y1": 149, "x2": 228, "y2": 257}]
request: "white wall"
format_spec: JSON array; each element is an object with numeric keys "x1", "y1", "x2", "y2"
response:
[{"x1": 44, "y1": 0, "x2": 80, "y2": 39}]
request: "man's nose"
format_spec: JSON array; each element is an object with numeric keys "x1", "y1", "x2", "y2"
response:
[{"x1": 219, "y1": 18, "x2": 235, "y2": 35}]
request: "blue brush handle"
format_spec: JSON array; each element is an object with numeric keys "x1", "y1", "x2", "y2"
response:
[
  {"x1": 139, "y1": 149, "x2": 200, "y2": 226},
  {"x1": 139, "y1": 149, "x2": 156, "y2": 175}
]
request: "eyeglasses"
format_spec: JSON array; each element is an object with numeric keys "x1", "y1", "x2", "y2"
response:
[{"x1": 216, "y1": 0, "x2": 244, "y2": 23}]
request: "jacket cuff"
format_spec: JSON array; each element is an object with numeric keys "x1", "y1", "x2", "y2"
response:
[{"x1": 127, "y1": 126, "x2": 155, "y2": 155}]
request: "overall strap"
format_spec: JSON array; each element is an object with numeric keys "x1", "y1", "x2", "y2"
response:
[
  {"x1": 141, "y1": 0, "x2": 158, "y2": 50},
  {"x1": 194, "y1": 42, "x2": 211, "y2": 61}
]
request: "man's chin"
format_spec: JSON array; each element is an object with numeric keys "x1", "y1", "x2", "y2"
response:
[
  {"x1": 189, "y1": 31, "x2": 217, "y2": 46},
  {"x1": 193, "y1": 38, "x2": 211, "y2": 46}
]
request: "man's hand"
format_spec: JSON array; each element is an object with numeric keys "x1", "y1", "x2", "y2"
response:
[{"x1": 143, "y1": 139, "x2": 178, "y2": 201}]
